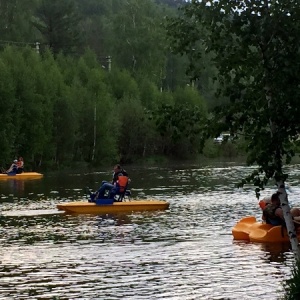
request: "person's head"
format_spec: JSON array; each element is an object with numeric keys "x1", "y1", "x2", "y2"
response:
[
  {"x1": 19, "y1": 157, "x2": 23, "y2": 161},
  {"x1": 271, "y1": 192, "x2": 280, "y2": 205},
  {"x1": 13, "y1": 159, "x2": 18, "y2": 163},
  {"x1": 113, "y1": 164, "x2": 121, "y2": 172}
]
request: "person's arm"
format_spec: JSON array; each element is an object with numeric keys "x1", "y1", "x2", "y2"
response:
[
  {"x1": 293, "y1": 216, "x2": 300, "y2": 223},
  {"x1": 6, "y1": 164, "x2": 13, "y2": 173},
  {"x1": 262, "y1": 207, "x2": 268, "y2": 222},
  {"x1": 275, "y1": 208, "x2": 284, "y2": 220},
  {"x1": 112, "y1": 172, "x2": 117, "y2": 184}
]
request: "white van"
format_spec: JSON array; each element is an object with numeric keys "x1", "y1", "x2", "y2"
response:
[{"x1": 214, "y1": 133, "x2": 231, "y2": 143}]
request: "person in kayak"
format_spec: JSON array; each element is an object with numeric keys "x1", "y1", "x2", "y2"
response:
[
  {"x1": 258, "y1": 196, "x2": 271, "y2": 210},
  {"x1": 16, "y1": 157, "x2": 24, "y2": 174},
  {"x1": 5, "y1": 160, "x2": 18, "y2": 175},
  {"x1": 93, "y1": 164, "x2": 129, "y2": 200},
  {"x1": 262, "y1": 192, "x2": 300, "y2": 225}
]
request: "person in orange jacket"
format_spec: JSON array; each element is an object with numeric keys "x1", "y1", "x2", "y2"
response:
[
  {"x1": 16, "y1": 157, "x2": 24, "y2": 174},
  {"x1": 92, "y1": 164, "x2": 129, "y2": 200}
]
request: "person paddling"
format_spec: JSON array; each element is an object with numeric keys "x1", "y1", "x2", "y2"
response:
[
  {"x1": 5, "y1": 160, "x2": 18, "y2": 175},
  {"x1": 90, "y1": 164, "x2": 129, "y2": 201},
  {"x1": 262, "y1": 192, "x2": 300, "y2": 225}
]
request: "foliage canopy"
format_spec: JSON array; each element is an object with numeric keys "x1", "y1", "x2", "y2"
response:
[{"x1": 168, "y1": 0, "x2": 300, "y2": 194}]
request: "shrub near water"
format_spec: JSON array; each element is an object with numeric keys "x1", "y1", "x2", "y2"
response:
[
  {"x1": 203, "y1": 139, "x2": 244, "y2": 158},
  {"x1": 282, "y1": 260, "x2": 300, "y2": 300}
]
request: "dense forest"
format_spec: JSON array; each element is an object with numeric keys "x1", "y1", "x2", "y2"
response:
[{"x1": 0, "y1": 0, "x2": 229, "y2": 170}]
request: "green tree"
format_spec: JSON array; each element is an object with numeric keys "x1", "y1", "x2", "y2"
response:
[
  {"x1": 74, "y1": 0, "x2": 113, "y2": 60},
  {"x1": 71, "y1": 52, "x2": 118, "y2": 164},
  {"x1": 116, "y1": 96, "x2": 148, "y2": 162},
  {"x1": 163, "y1": 53, "x2": 191, "y2": 91},
  {"x1": 167, "y1": 0, "x2": 300, "y2": 257},
  {"x1": 0, "y1": 0, "x2": 39, "y2": 43},
  {"x1": 17, "y1": 48, "x2": 54, "y2": 166},
  {"x1": 42, "y1": 50, "x2": 75, "y2": 166},
  {"x1": 138, "y1": 78, "x2": 161, "y2": 109},
  {"x1": 109, "y1": 0, "x2": 167, "y2": 83},
  {"x1": 0, "y1": 46, "x2": 56, "y2": 167},
  {"x1": 150, "y1": 86, "x2": 207, "y2": 158},
  {"x1": 155, "y1": 0, "x2": 187, "y2": 8},
  {"x1": 32, "y1": 0, "x2": 83, "y2": 55},
  {"x1": 0, "y1": 48, "x2": 16, "y2": 164},
  {"x1": 107, "y1": 69, "x2": 139, "y2": 101}
]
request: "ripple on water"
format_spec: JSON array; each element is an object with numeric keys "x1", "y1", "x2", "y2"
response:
[
  {"x1": 0, "y1": 239, "x2": 289, "y2": 299},
  {"x1": 1, "y1": 165, "x2": 299, "y2": 299}
]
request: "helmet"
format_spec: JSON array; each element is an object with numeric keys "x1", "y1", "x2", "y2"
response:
[{"x1": 14, "y1": 160, "x2": 18, "y2": 163}]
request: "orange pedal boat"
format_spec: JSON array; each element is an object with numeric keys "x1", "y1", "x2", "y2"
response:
[
  {"x1": 232, "y1": 216, "x2": 300, "y2": 243},
  {"x1": 57, "y1": 200, "x2": 170, "y2": 214},
  {"x1": 0, "y1": 172, "x2": 43, "y2": 180}
]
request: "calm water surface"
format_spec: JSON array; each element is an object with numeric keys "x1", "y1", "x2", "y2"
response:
[{"x1": 1, "y1": 162, "x2": 300, "y2": 300}]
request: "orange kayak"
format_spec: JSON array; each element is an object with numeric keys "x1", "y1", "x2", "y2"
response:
[{"x1": 232, "y1": 216, "x2": 300, "y2": 243}]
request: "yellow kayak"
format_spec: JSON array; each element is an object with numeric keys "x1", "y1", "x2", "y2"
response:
[
  {"x1": 57, "y1": 200, "x2": 170, "y2": 214},
  {"x1": 0, "y1": 172, "x2": 43, "y2": 180},
  {"x1": 232, "y1": 216, "x2": 300, "y2": 243}
]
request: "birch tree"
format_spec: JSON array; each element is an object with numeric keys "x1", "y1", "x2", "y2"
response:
[{"x1": 167, "y1": 0, "x2": 300, "y2": 257}]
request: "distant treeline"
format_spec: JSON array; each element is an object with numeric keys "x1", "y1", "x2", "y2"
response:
[
  {"x1": 0, "y1": 0, "x2": 222, "y2": 169},
  {"x1": 0, "y1": 46, "x2": 209, "y2": 169}
]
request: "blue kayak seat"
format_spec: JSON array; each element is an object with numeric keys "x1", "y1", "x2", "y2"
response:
[
  {"x1": 7, "y1": 171, "x2": 17, "y2": 176},
  {"x1": 95, "y1": 198, "x2": 114, "y2": 205}
]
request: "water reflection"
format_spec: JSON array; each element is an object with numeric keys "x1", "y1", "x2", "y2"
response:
[
  {"x1": 96, "y1": 213, "x2": 132, "y2": 226},
  {"x1": 259, "y1": 243, "x2": 292, "y2": 263},
  {"x1": 7, "y1": 179, "x2": 25, "y2": 193},
  {"x1": 1, "y1": 163, "x2": 300, "y2": 299}
]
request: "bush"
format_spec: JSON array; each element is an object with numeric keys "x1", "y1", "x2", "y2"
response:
[
  {"x1": 203, "y1": 139, "x2": 244, "y2": 158},
  {"x1": 282, "y1": 259, "x2": 300, "y2": 300}
]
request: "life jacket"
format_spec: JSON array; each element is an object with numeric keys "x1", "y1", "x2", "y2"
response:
[
  {"x1": 116, "y1": 176, "x2": 129, "y2": 193},
  {"x1": 112, "y1": 169, "x2": 128, "y2": 184},
  {"x1": 259, "y1": 200, "x2": 267, "y2": 210},
  {"x1": 263, "y1": 204, "x2": 284, "y2": 226}
]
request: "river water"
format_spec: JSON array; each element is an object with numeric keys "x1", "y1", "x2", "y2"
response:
[{"x1": 1, "y1": 162, "x2": 300, "y2": 300}]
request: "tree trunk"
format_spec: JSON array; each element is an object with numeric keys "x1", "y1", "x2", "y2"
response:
[
  {"x1": 277, "y1": 181, "x2": 300, "y2": 259},
  {"x1": 91, "y1": 103, "x2": 96, "y2": 161}
]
